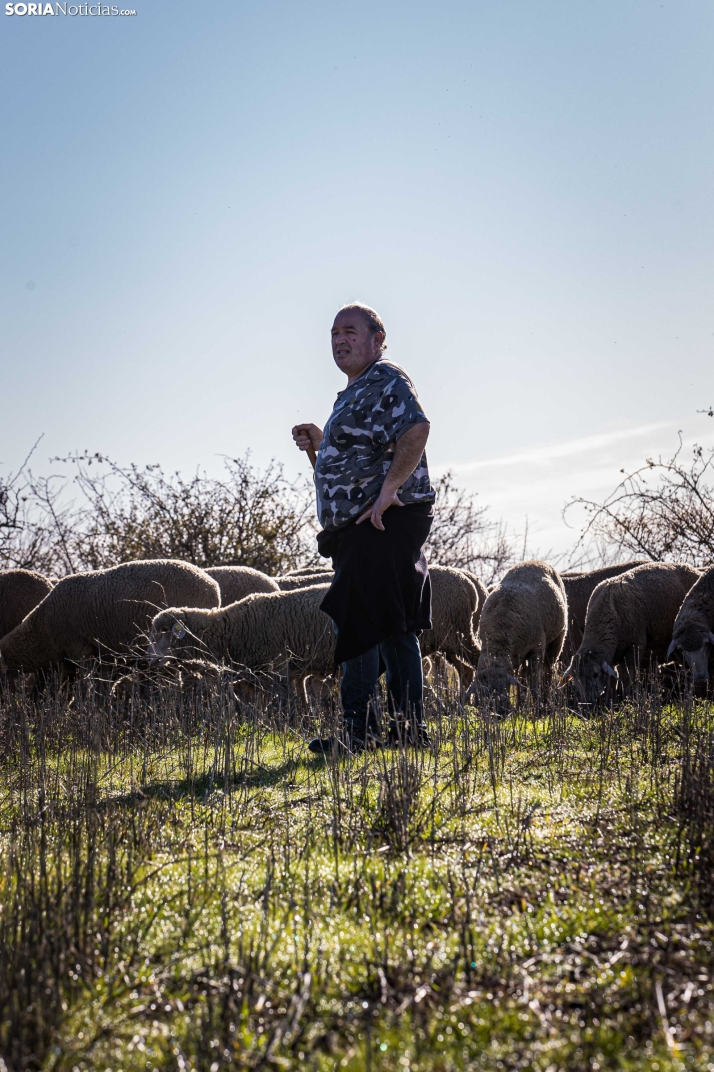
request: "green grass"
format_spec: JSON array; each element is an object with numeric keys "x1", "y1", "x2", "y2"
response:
[{"x1": 0, "y1": 673, "x2": 713, "y2": 1071}]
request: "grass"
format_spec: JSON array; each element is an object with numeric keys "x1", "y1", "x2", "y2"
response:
[{"x1": 0, "y1": 667, "x2": 713, "y2": 1071}]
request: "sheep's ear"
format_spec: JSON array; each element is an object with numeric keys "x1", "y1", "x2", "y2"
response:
[
  {"x1": 708, "y1": 632, "x2": 714, "y2": 646},
  {"x1": 602, "y1": 661, "x2": 618, "y2": 679},
  {"x1": 667, "y1": 640, "x2": 677, "y2": 660},
  {"x1": 562, "y1": 662, "x2": 575, "y2": 682},
  {"x1": 172, "y1": 621, "x2": 187, "y2": 640}
]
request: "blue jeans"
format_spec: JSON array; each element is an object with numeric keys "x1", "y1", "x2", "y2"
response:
[{"x1": 341, "y1": 631, "x2": 424, "y2": 737}]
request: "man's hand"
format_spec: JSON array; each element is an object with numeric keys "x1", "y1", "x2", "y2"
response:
[
  {"x1": 356, "y1": 487, "x2": 404, "y2": 530},
  {"x1": 356, "y1": 421, "x2": 430, "y2": 531},
  {"x1": 292, "y1": 423, "x2": 323, "y2": 453}
]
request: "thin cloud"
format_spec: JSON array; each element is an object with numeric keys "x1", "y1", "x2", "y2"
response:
[{"x1": 439, "y1": 421, "x2": 676, "y2": 474}]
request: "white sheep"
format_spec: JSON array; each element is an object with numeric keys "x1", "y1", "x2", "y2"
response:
[
  {"x1": 666, "y1": 565, "x2": 714, "y2": 687},
  {"x1": 205, "y1": 566, "x2": 279, "y2": 603},
  {"x1": 277, "y1": 572, "x2": 335, "y2": 591},
  {"x1": 148, "y1": 583, "x2": 335, "y2": 692},
  {"x1": 564, "y1": 562, "x2": 700, "y2": 704},
  {"x1": 560, "y1": 561, "x2": 645, "y2": 660},
  {"x1": 472, "y1": 561, "x2": 568, "y2": 715},
  {"x1": 0, "y1": 569, "x2": 54, "y2": 641},
  {"x1": 0, "y1": 559, "x2": 220, "y2": 676},
  {"x1": 419, "y1": 566, "x2": 481, "y2": 684},
  {"x1": 149, "y1": 565, "x2": 483, "y2": 694}
]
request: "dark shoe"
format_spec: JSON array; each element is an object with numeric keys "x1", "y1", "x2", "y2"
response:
[
  {"x1": 308, "y1": 732, "x2": 367, "y2": 756},
  {"x1": 309, "y1": 735, "x2": 350, "y2": 756},
  {"x1": 387, "y1": 721, "x2": 432, "y2": 748},
  {"x1": 308, "y1": 716, "x2": 388, "y2": 755}
]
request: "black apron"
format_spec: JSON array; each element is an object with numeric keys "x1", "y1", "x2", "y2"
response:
[{"x1": 318, "y1": 502, "x2": 433, "y2": 665}]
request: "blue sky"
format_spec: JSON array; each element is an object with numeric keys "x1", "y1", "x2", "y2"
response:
[{"x1": 1, "y1": 0, "x2": 712, "y2": 557}]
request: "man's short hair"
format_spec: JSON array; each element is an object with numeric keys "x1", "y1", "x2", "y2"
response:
[{"x1": 337, "y1": 302, "x2": 387, "y2": 353}]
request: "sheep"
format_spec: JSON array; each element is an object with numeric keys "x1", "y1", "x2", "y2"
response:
[
  {"x1": 277, "y1": 572, "x2": 336, "y2": 591},
  {"x1": 149, "y1": 565, "x2": 481, "y2": 692},
  {"x1": 421, "y1": 567, "x2": 487, "y2": 685},
  {"x1": 564, "y1": 562, "x2": 701, "y2": 705},
  {"x1": 456, "y1": 568, "x2": 489, "y2": 634},
  {"x1": 271, "y1": 567, "x2": 481, "y2": 679},
  {"x1": 419, "y1": 566, "x2": 482, "y2": 685},
  {"x1": 148, "y1": 583, "x2": 335, "y2": 690},
  {"x1": 666, "y1": 566, "x2": 714, "y2": 687},
  {"x1": 0, "y1": 559, "x2": 220, "y2": 676},
  {"x1": 0, "y1": 569, "x2": 54, "y2": 641},
  {"x1": 280, "y1": 565, "x2": 333, "y2": 578},
  {"x1": 560, "y1": 561, "x2": 645, "y2": 660},
  {"x1": 472, "y1": 561, "x2": 568, "y2": 715},
  {"x1": 205, "y1": 565, "x2": 279, "y2": 604}
]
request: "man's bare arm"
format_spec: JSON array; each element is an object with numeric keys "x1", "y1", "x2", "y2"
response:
[
  {"x1": 357, "y1": 422, "x2": 430, "y2": 531},
  {"x1": 292, "y1": 423, "x2": 323, "y2": 453},
  {"x1": 381, "y1": 423, "x2": 430, "y2": 496}
]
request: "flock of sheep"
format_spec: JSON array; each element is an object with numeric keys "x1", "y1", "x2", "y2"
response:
[
  {"x1": 475, "y1": 559, "x2": 709, "y2": 713},
  {"x1": 0, "y1": 555, "x2": 712, "y2": 713}
]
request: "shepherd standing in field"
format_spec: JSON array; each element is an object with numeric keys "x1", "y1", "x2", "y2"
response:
[{"x1": 292, "y1": 303, "x2": 435, "y2": 754}]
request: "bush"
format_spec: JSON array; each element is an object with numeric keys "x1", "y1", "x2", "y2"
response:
[
  {"x1": 567, "y1": 429, "x2": 714, "y2": 567},
  {"x1": 426, "y1": 472, "x2": 515, "y2": 585},
  {"x1": 1, "y1": 448, "x2": 516, "y2": 584},
  {"x1": 0, "y1": 438, "x2": 51, "y2": 573},
  {"x1": 0, "y1": 449, "x2": 319, "y2": 578}
]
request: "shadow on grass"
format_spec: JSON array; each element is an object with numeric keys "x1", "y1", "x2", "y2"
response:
[{"x1": 99, "y1": 754, "x2": 331, "y2": 809}]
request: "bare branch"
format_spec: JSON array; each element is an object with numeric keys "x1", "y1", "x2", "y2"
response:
[
  {"x1": 1, "y1": 451, "x2": 320, "y2": 577},
  {"x1": 565, "y1": 432, "x2": 714, "y2": 567},
  {"x1": 426, "y1": 472, "x2": 516, "y2": 585}
]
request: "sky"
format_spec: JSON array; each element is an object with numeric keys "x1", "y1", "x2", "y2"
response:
[{"x1": 1, "y1": 0, "x2": 712, "y2": 561}]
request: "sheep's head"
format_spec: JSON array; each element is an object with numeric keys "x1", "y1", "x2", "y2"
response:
[
  {"x1": 0, "y1": 646, "x2": 27, "y2": 688},
  {"x1": 0, "y1": 635, "x2": 21, "y2": 674},
  {"x1": 473, "y1": 652, "x2": 517, "y2": 716},
  {"x1": 147, "y1": 610, "x2": 190, "y2": 663},
  {"x1": 563, "y1": 651, "x2": 618, "y2": 705},
  {"x1": 667, "y1": 628, "x2": 714, "y2": 688}
]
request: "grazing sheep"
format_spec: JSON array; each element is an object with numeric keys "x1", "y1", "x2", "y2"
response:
[
  {"x1": 280, "y1": 565, "x2": 333, "y2": 578},
  {"x1": 564, "y1": 562, "x2": 700, "y2": 704},
  {"x1": 276, "y1": 574, "x2": 343, "y2": 591},
  {"x1": 148, "y1": 583, "x2": 335, "y2": 689},
  {"x1": 0, "y1": 569, "x2": 54, "y2": 641},
  {"x1": 277, "y1": 572, "x2": 336, "y2": 591},
  {"x1": 456, "y1": 568, "x2": 489, "y2": 634},
  {"x1": 149, "y1": 566, "x2": 481, "y2": 691},
  {"x1": 561, "y1": 561, "x2": 645, "y2": 660},
  {"x1": 205, "y1": 566, "x2": 279, "y2": 604},
  {"x1": 0, "y1": 559, "x2": 220, "y2": 676},
  {"x1": 274, "y1": 567, "x2": 481, "y2": 675},
  {"x1": 419, "y1": 566, "x2": 481, "y2": 685},
  {"x1": 473, "y1": 561, "x2": 568, "y2": 715},
  {"x1": 667, "y1": 566, "x2": 714, "y2": 686}
]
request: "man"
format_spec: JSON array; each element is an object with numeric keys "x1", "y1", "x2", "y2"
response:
[{"x1": 292, "y1": 302, "x2": 435, "y2": 753}]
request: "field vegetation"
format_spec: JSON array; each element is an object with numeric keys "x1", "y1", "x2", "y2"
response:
[
  {"x1": 1, "y1": 669, "x2": 712, "y2": 1071},
  {"x1": 1, "y1": 426, "x2": 713, "y2": 1069}
]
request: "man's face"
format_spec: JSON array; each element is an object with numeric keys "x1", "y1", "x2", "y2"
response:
[{"x1": 331, "y1": 310, "x2": 383, "y2": 382}]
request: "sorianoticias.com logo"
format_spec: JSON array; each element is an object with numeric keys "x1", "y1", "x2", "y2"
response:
[{"x1": 6, "y1": 3, "x2": 137, "y2": 13}]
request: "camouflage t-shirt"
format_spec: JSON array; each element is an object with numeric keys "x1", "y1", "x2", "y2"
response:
[{"x1": 315, "y1": 358, "x2": 434, "y2": 531}]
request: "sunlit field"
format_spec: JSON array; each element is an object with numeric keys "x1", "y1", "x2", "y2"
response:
[{"x1": 1, "y1": 668, "x2": 713, "y2": 1071}]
